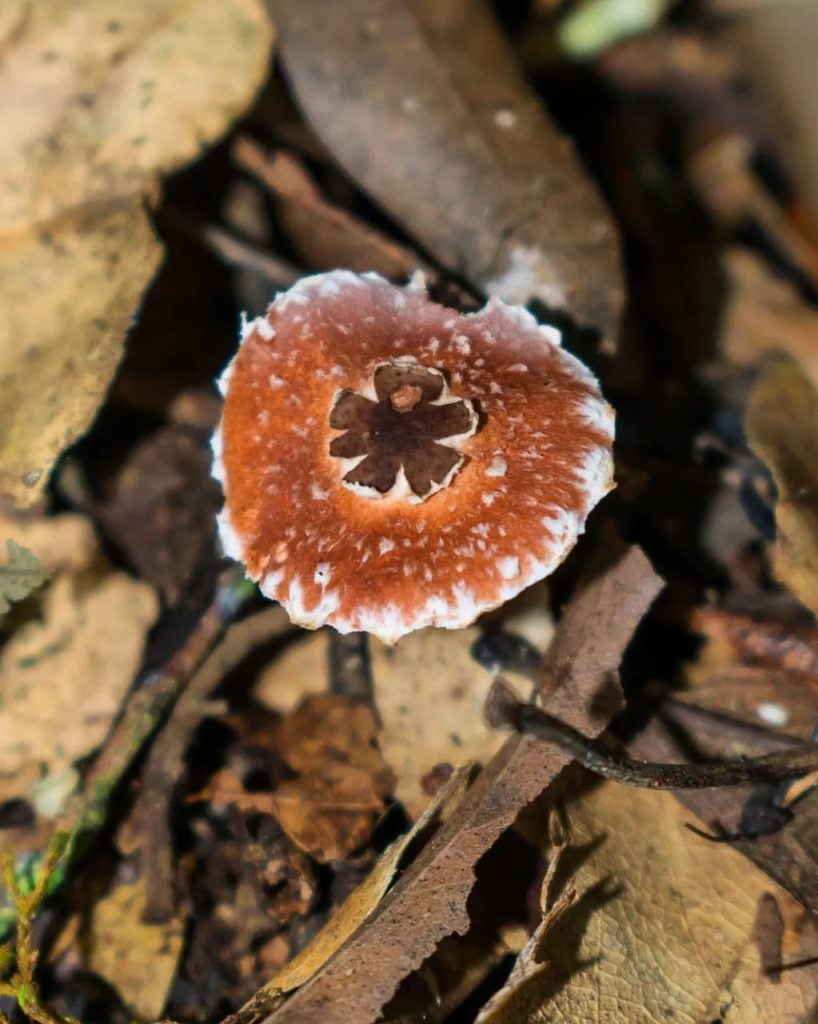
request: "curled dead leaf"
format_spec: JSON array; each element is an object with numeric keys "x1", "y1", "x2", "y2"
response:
[{"x1": 270, "y1": 695, "x2": 395, "y2": 862}]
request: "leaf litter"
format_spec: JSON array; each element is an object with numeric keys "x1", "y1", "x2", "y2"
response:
[
  {"x1": 4, "y1": 3, "x2": 818, "y2": 1023},
  {"x1": 0, "y1": 0, "x2": 273, "y2": 506}
]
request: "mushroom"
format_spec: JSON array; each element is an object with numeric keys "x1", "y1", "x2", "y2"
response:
[{"x1": 212, "y1": 271, "x2": 614, "y2": 643}]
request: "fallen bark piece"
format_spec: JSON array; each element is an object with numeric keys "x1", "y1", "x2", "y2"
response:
[
  {"x1": 259, "y1": 544, "x2": 662, "y2": 1024},
  {"x1": 241, "y1": 766, "x2": 472, "y2": 1020}
]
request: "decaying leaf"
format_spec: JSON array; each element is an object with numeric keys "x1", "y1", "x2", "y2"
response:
[
  {"x1": 245, "y1": 765, "x2": 471, "y2": 1017},
  {"x1": 269, "y1": 0, "x2": 623, "y2": 348},
  {"x1": 0, "y1": 200, "x2": 162, "y2": 509},
  {"x1": 0, "y1": 540, "x2": 43, "y2": 617},
  {"x1": 0, "y1": 0, "x2": 274, "y2": 506},
  {"x1": 200, "y1": 693, "x2": 395, "y2": 864},
  {"x1": 371, "y1": 627, "x2": 504, "y2": 819},
  {"x1": 100, "y1": 417, "x2": 222, "y2": 604},
  {"x1": 0, "y1": 570, "x2": 158, "y2": 805},
  {"x1": 745, "y1": 353, "x2": 818, "y2": 615},
  {"x1": 531, "y1": 779, "x2": 818, "y2": 1023},
  {"x1": 270, "y1": 695, "x2": 395, "y2": 862},
  {"x1": 260, "y1": 546, "x2": 663, "y2": 1024},
  {"x1": 86, "y1": 875, "x2": 184, "y2": 1021}
]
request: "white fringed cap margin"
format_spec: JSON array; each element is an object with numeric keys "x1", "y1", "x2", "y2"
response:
[{"x1": 212, "y1": 271, "x2": 615, "y2": 643}]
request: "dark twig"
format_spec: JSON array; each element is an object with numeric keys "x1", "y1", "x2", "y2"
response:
[
  {"x1": 766, "y1": 955, "x2": 818, "y2": 975},
  {"x1": 487, "y1": 679, "x2": 818, "y2": 790},
  {"x1": 136, "y1": 605, "x2": 293, "y2": 921}
]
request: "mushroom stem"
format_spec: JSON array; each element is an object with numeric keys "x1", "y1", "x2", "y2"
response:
[
  {"x1": 328, "y1": 631, "x2": 373, "y2": 700},
  {"x1": 486, "y1": 678, "x2": 818, "y2": 790}
]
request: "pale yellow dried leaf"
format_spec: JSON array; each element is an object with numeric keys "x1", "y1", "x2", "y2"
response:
[
  {"x1": 253, "y1": 631, "x2": 329, "y2": 713},
  {"x1": 0, "y1": 0, "x2": 273, "y2": 230},
  {"x1": 87, "y1": 876, "x2": 184, "y2": 1021},
  {"x1": 248, "y1": 765, "x2": 471, "y2": 1011},
  {"x1": 0, "y1": 0, "x2": 273, "y2": 506},
  {"x1": 371, "y1": 627, "x2": 503, "y2": 818},
  {"x1": 0, "y1": 512, "x2": 99, "y2": 576},
  {"x1": 746, "y1": 353, "x2": 818, "y2": 616},
  {"x1": 0, "y1": 197, "x2": 161, "y2": 505},
  {"x1": 504, "y1": 782, "x2": 818, "y2": 1023},
  {"x1": 0, "y1": 571, "x2": 159, "y2": 793}
]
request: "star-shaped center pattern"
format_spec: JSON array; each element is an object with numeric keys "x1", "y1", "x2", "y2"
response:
[{"x1": 329, "y1": 362, "x2": 480, "y2": 501}]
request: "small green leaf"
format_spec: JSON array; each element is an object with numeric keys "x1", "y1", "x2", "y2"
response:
[{"x1": 0, "y1": 539, "x2": 43, "y2": 617}]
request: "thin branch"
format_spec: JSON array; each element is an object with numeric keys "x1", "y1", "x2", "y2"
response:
[{"x1": 487, "y1": 679, "x2": 818, "y2": 790}]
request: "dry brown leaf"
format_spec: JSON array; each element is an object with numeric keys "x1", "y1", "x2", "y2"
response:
[
  {"x1": 101, "y1": 419, "x2": 222, "y2": 603},
  {"x1": 234, "y1": 140, "x2": 426, "y2": 279},
  {"x1": 269, "y1": 695, "x2": 395, "y2": 862},
  {"x1": 269, "y1": 778, "x2": 383, "y2": 864},
  {"x1": 268, "y1": 0, "x2": 622, "y2": 348},
  {"x1": 245, "y1": 765, "x2": 472, "y2": 1017},
  {"x1": 527, "y1": 780, "x2": 818, "y2": 1023},
  {"x1": 745, "y1": 353, "x2": 818, "y2": 615},
  {"x1": 276, "y1": 695, "x2": 390, "y2": 785},
  {"x1": 87, "y1": 875, "x2": 184, "y2": 1021},
  {"x1": 686, "y1": 607, "x2": 818, "y2": 736},
  {"x1": 0, "y1": 0, "x2": 273, "y2": 506},
  {"x1": 371, "y1": 627, "x2": 504, "y2": 819},
  {"x1": 261, "y1": 545, "x2": 662, "y2": 1024},
  {"x1": 0, "y1": 570, "x2": 158, "y2": 806}
]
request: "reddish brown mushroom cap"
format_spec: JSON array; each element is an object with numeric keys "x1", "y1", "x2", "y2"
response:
[{"x1": 213, "y1": 271, "x2": 614, "y2": 642}]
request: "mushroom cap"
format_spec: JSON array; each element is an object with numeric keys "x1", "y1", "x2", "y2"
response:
[{"x1": 213, "y1": 271, "x2": 614, "y2": 643}]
